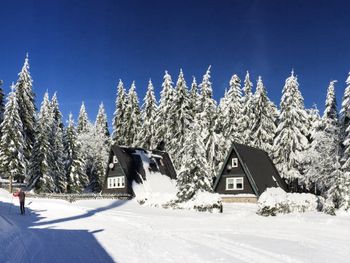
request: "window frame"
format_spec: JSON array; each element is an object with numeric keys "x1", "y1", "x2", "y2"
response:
[
  {"x1": 107, "y1": 176, "x2": 125, "y2": 189},
  {"x1": 226, "y1": 177, "x2": 244, "y2": 190},
  {"x1": 232, "y1": 158, "x2": 238, "y2": 168}
]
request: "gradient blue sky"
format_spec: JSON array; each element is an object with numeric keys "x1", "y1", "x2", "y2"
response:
[{"x1": 1, "y1": 0, "x2": 350, "y2": 125}]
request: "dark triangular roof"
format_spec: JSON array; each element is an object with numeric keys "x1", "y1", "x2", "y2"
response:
[
  {"x1": 213, "y1": 143, "x2": 288, "y2": 196},
  {"x1": 108, "y1": 145, "x2": 177, "y2": 194}
]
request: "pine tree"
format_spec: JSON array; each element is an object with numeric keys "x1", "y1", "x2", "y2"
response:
[
  {"x1": 176, "y1": 118, "x2": 213, "y2": 202},
  {"x1": 27, "y1": 92, "x2": 55, "y2": 193},
  {"x1": 64, "y1": 113, "x2": 87, "y2": 193},
  {"x1": 154, "y1": 71, "x2": 175, "y2": 150},
  {"x1": 250, "y1": 76, "x2": 276, "y2": 154},
  {"x1": 340, "y1": 72, "x2": 350, "y2": 156},
  {"x1": 50, "y1": 93, "x2": 67, "y2": 193},
  {"x1": 0, "y1": 80, "x2": 5, "y2": 132},
  {"x1": 168, "y1": 69, "x2": 192, "y2": 169},
  {"x1": 189, "y1": 76, "x2": 200, "y2": 119},
  {"x1": 219, "y1": 74, "x2": 242, "y2": 143},
  {"x1": 124, "y1": 82, "x2": 141, "y2": 146},
  {"x1": 327, "y1": 158, "x2": 350, "y2": 211},
  {"x1": 77, "y1": 102, "x2": 89, "y2": 134},
  {"x1": 272, "y1": 71, "x2": 309, "y2": 189},
  {"x1": 137, "y1": 79, "x2": 158, "y2": 149},
  {"x1": 304, "y1": 82, "x2": 339, "y2": 194},
  {"x1": 0, "y1": 84, "x2": 25, "y2": 183},
  {"x1": 198, "y1": 66, "x2": 218, "y2": 138},
  {"x1": 241, "y1": 71, "x2": 254, "y2": 144},
  {"x1": 91, "y1": 104, "x2": 110, "y2": 191},
  {"x1": 15, "y1": 54, "x2": 36, "y2": 174},
  {"x1": 112, "y1": 79, "x2": 127, "y2": 145},
  {"x1": 96, "y1": 102, "x2": 110, "y2": 138}
]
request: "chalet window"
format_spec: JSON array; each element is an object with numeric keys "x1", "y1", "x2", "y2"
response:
[
  {"x1": 107, "y1": 176, "x2": 125, "y2": 189},
  {"x1": 232, "y1": 158, "x2": 238, "y2": 168},
  {"x1": 226, "y1": 177, "x2": 244, "y2": 190},
  {"x1": 113, "y1": 155, "x2": 118, "y2": 164}
]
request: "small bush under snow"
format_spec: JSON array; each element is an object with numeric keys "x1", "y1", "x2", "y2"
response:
[
  {"x1": 257, "y1": 187, "x2": 323, "y2": 216},
  {"x1": 167, "y1": 191, "x2": 223, "y2": 213}
]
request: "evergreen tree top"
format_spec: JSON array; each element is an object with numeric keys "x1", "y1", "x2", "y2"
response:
[
  {"x1": 199, "y1": 66, "x2": 213, "y2": 100},
  {"x1": 163, "y1": 71, "x2": 174, "y2": 88},
  {"x1": 176, "y1": 69, "x2": 188, "y2": 91},
  {"x1": 323, "y1": 80, "x2": 338, "y2": 121},
  {"x1": 17, "y1": 54, "x2": 33, "y2": 86},
  {"x1": 51, "y1": 92, "x2": 63, "y2": 124},
  {"x1": 77, "y1": 102, "x2": 89, "y2": 133},
  {"x1": 67, "y1": 113, "x2": 75, "y2": 128},
  {"x1": 243, "y1": 71, "x2": 253, "y2": 96},
  {"x1": 142, "y1": 80, "x2": 157, "y2": 115},
  {"x1": 129, "y1": 81, "x2": 140, "y2": 103},
  {"x1": 190, "y1": 76, "x2": 198, "y2": 94}
]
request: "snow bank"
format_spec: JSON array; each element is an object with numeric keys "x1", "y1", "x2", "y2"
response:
[
  {"x1": 257, "y1": 187, "x2": 323, "y2": 216},
  {"x1": 132, "y1": 150, "x2": 178, "y2": 207},
  {"x1": 174, "y1": 191, "x2": 223, "y2": 213},
  {"x1": 132, "y1": 150, "x2": 222, "y2": 213}
]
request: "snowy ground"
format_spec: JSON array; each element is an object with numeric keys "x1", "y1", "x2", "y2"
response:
[{"x1": 1, "y1": 189, "x2": 349, "y2": 263}]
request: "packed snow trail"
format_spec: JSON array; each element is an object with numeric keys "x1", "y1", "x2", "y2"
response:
[{"x1": 1, "y1": 189, "x2": 350, "y2": 263}]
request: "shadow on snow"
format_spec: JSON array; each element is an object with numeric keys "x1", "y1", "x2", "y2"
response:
[{"x1": 0, "y1": 198, "x2": 126, "y2": 263}]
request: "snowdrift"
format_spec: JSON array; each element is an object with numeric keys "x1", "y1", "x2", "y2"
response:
[{"x1": 257, "y1": 187, "x2": 323, "y2": 216}]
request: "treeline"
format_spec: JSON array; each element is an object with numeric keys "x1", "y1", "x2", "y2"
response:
[
  {"x1": 0, "y1": 55, "x2": 110, "y2": 193},
  {"x1": 1, "y1": 55, "x2": 350, "y2": 211}
]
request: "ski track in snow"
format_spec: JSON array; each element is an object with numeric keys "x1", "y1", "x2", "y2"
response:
[{"x1": 1, "y1": 190, "x2": 350, "y2": 263}]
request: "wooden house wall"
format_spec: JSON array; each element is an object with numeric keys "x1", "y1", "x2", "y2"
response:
[
  {"x1": 215, "y1": 150, "x2": 255, "y2": 195},
  {"x1": 102, "y1": 149, "x2": 133, "y2": 195}
]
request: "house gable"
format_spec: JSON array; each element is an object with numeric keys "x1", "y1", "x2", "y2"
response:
[
  {"x1": 102, "y1": 145, "x2": 177, "y2": 196},
  {"x1": 214, "y1": 143, "x2": 288, "y2": 197},
  {"x1": 214, "y1": 145, "x2": 257, "y2": 195}
]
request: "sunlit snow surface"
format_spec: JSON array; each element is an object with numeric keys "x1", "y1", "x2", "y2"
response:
[{"x1": 1, "y1": 188, "x2": 350, "y2": 263}]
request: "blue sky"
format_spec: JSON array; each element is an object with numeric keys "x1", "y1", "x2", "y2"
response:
[{"x1": 1, "y1": 0, "x2": 350, "y2": 125}]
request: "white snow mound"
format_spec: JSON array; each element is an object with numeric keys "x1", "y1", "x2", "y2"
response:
[
  {"x1": 258, "y1": 187, "x2": 323, "y2": 216},
  {"x1": 132, "y1": 150, "x2": 177, "y2": 207}
]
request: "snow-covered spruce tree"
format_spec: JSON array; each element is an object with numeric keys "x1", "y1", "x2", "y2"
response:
[
  {"x1": 0, "y1": 80, "x2": 5, "y2": 133},
  {"x1": 0, "y1": 84, "x2": 25, "y2": 183},
  {"x1": 64, "y1": 113, "x2": 87, "y2": 193},
  {"x1": 219, "y1": 74, "x2": 242, "y2": 143},
  {"x1": 91, "y1": 103, "x2": 110, "y2": 191},
  {"x1": 124, "y1": 82, "x2": 142, "y2": 146},
  {"x1": 50, "y1": 93, "x2": 67, "y2": 193},
  {"x1": 241, "y1": 71, "x2": 255, "y2": 144},
  {"x1": 137, "y1": 79, "x2": 158, "y2": 149},
  {"x1": 78, "y1": 118, "x2": 109, "y2": 192},
  {"x1": 96, "y1": 102, "x2": 110, "y2": 139},
  {"x1": 154, "y1": 71, "x2": 175, "y2": 150},
  {"x1": 27, "y1": 92, "x2": 55, "y2": 193},
  {"x1": 250, "y1": 76, "x2": 276, "y2": 154},
  {"x1": 175, "y1": 118, "x2": 213, "y2": 202},
  {"x1": 326, "y1": 157, "x2": 350, "y2": 212},
  {"x1": 272, "y1": 71, "x2": 309, "y2": 190},
  {"x1": 306, "y1": 81, "x2": 339, "y2": 194},
  {"x1": 77, "y1": 102, "x2": 89, "y2": 134},
  {"x1": 189, "y1": 76, "x2": 200, "y2": 119},
  {"x1": 112, "y1": 79, "x2": 127, "y2": 145},
  {"x1": 15, "y1": 54, "x2": 36, "y2": 174},
  {"x1": 340, "y1": 72, "x2": 350, "y2": 157},
  {"x1": 197, "y1": 67, "x2": 224, "y2": 178},
  {"x1": 168, "y1": 69, "x2": 192, "y2": 169}
]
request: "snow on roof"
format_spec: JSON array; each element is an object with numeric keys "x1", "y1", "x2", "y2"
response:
[{"x1": 132, "y1": 149, "x2": 177, "y2": 206}]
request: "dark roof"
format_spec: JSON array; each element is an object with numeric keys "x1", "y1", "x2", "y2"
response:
[
  {"x1": 111, "y1": 145, "x2": 177, "y2": 183},
  {"x1": 214, "y1": 143, "x2": 288, "y2": 196}
]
